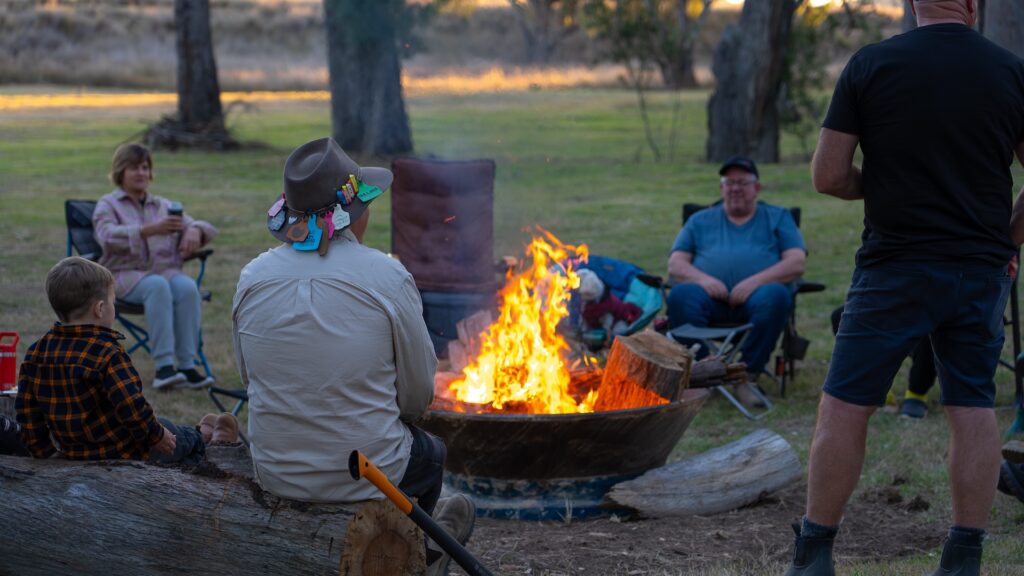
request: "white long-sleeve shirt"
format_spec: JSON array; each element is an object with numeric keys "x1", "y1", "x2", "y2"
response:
[{"x1": 232, "y1": 229, "x2": 437, "y2": 502}]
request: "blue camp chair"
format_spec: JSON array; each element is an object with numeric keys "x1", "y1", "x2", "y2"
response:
[
  {"x1": 570, "y1": 255, "x2": 664, "y2": 349},
  {"x1": 63, "y1": 199, "x2": 214, "y2": 379}
]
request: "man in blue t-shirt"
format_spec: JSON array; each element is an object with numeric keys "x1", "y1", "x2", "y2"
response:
[
  {"x1": 788, "y1": 2, "x2": 1024, "y2": 575},
  {"x1": 666, "y1": 155, "x2": 807, "y2": 402}
]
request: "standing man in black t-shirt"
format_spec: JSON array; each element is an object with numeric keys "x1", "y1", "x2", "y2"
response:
[{"x1": 784, "y1": 2, "x2": 1024, "y2": 575}]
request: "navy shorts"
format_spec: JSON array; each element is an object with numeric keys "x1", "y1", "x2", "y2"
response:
[{"x1": 824, "y1": 262, "x2": 1012, "y2": 408}]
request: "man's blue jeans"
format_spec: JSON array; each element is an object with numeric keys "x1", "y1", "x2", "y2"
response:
[{"x1": 667, "y1": 282, "x2": 793, "y2": 375}]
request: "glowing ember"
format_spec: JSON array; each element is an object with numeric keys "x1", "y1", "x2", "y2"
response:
[{"x1": 447, "y1": 229, "x2": 596, "y2": 414}]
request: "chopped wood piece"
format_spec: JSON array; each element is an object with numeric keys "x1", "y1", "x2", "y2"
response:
[
  {"x1": 606, "y1": 428, "x2": 802, "y2": 517},
  {"x1": 596, "y1": 332, "x2": 692, "y2": 409}
]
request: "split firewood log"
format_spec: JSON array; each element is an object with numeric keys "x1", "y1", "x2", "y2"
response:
[
  {"x1": 0, "y1": 444, "x2": 424, "y2": 576},
  {"x1": 595, "y1": 332, "x2": 692, "y2": 410},
  {"x1": 605, "y1": 428, "x2": 802, "y2": 517}
]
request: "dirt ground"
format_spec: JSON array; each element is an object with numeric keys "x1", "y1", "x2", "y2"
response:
[{"x1": 454, "y1": 480, "x2": 945, "y2": 575}]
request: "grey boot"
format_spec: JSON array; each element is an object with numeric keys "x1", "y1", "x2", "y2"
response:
[
  {"x1": 929, "y1": 536, "x2": 982, "y2": 576},
  {"x1": 783, "y1": 522, "x2": 836, "y2": 576}
]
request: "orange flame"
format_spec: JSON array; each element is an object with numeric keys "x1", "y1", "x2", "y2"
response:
[{"x1": 448, "y1": 229, "x2": 595, "y2": 414}]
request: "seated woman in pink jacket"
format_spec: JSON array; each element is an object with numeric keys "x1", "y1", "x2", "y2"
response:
[{"x1": 93, "y1": 143, "x2": 217, "y2": 391}]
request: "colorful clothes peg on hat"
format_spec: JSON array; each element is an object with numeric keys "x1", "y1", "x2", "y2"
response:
[{"x1": 292, "y1": 214, "x2": 322, "y2": 251}]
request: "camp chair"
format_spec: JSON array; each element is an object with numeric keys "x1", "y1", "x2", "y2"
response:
[
  {"x1": 64, "y1": 199, "x2": 214, "y2": 378},
  {"x1": 570, "y1": 255, "x2": 664, "y2": 349},
  {"x1": 666, "y1": 322, "x2": 774, "y2": 420},
  {"x1": 670, "y1": 202, "x2": 826, "y2": 398}
]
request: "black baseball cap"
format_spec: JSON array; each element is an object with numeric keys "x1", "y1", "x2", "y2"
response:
[{"x1": 718, "y1": 155, "x2": 759, "y2": 179}]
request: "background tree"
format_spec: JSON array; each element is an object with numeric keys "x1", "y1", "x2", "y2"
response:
[
  {"x1": 508, "y1": 0, "x2": 581, "y2": 64},
  {"x1": 323, "y1": 0, "x2": 431, "y2": 155},
  {"x1": 983, "y1": 0, "x2": 1024, "y2": 57},
  {"x1": 146, "y1": 0, "x2": 234, "y2": 149},
  {"x1": 706, "y1": 0, "x2": 799, "y2": 163},
  {"x1": 584, "y1": 0, "x2": 715, "y2": 89}
]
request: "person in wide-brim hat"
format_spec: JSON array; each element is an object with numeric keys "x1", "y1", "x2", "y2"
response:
[{"x1": 265, "y1": 137, "x2": 393, "y2": 255}]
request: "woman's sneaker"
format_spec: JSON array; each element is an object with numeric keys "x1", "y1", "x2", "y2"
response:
[
  {"x1": 178, "y1": 368, "x2": 215, "y2": 390},
  {"x1": 153, "y1": 365, "x2": 187, "y2": 391}
]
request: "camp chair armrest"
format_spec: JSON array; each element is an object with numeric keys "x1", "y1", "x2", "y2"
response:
[
  {"x1": 636, "y1": 273, "x2": 664, "y2": 289},
  {"x1": 185, "y1": 249, "x2": 214, "y2": 263},
  {"x1": 795, "y1": 280, "x2": 826, "y2": 294}
]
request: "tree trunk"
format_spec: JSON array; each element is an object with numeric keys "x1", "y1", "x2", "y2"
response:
[
  {"x1": 706, "y1": 0, "x2": 798, "y2": 163},
  {"x1": 0, "y1": 445, "x2": 425, "y2": 576},
  {"x1": 174, "y1": 0, "x2": 224, "y2": 131},
  {"x1": 902, "y1": 0, "x2": 916, "y2": 33},
  {"x1": 983, "y1": 0, "x2": 1024, "y2": 58},
  {"x1": 605, "y1": 428, "x2": 802, "y2": 517},
  {"x1": 324, "y1": 0, "x2": 413, "y2": 156}
]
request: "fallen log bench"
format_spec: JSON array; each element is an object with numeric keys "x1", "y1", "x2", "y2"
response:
[{"x1": 0, "y1": 444, "x2": 425, "y2": 576}]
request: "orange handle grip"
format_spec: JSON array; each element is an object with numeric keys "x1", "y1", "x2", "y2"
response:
[{"x1": 348, "y1": 450, "x2": 412, "y2": 514}]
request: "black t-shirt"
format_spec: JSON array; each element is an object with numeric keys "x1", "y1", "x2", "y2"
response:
[{"x1": 823, "y1": 23, "x2": 1024, "y2": 268}]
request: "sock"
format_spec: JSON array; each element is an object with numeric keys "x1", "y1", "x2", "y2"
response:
[
  {"x1": 905, "y1": 389, "x2": 928, "y2": 403},
  {"x1": 801, "y1": 516, "x2": 839, "y2": 539},
  {"x1": 948, "y1": 526, "x2": 985, "y2": 547},
  {"x1": 885, "y1": 390, "x2": 897, "y2": 406}
]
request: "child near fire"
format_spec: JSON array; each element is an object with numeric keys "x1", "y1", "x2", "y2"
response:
[
  {"x1": 15, "y1": 256, "x2": 236, "y2": 463},
  {"x1": 577, "y1": 268, "x2": 642, "y2": 342}
]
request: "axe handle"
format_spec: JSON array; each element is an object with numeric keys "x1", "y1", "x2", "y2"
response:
[{"x1": 348, "y1": 451, "x2": 494, "y2": 576}]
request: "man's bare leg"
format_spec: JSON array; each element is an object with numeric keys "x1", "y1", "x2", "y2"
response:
[
  {"x1": 805, "y1": 393, "x2": 876, "y2": 526},
  {"x1": 946, "y1": 405, "x2": 1000, "y2": 529}
]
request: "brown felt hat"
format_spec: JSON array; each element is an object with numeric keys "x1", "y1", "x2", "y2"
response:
[{"x1": 267, "y1": 137, "x2": 392, "y2": 244}]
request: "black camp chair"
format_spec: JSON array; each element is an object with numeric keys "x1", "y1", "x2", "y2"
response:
[{"x1": 668, "y1": 202, "x2": 826, "y2": 399}]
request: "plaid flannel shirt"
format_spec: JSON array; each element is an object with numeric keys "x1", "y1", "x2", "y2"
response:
[{"x1": 15, "y1": 323, "x2": 164, "y2": 460}]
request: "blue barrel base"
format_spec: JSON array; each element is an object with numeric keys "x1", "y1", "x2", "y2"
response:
[{"x1": 442, "y1": 472, "x2": 637, "y2": 521}]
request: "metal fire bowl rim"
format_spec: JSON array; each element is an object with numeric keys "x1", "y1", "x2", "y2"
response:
[{"x1": 426, "y1": 387, "x2": 710, "y2": 422}]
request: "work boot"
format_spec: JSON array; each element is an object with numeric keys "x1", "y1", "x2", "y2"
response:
[
  {"x1": 732, "y1": 381, "x2": 766, "y2": 408},
  {"x1": 426, "y1": 494, "x2": 476, "y2": 576},
  {"x1": 198, "y1": 413, "x2": 218, "y2": 444},
  {"x1": 1003, "y1": 439, "x2": 1024, "y2": 464},
  {"x1": 929, "y1": 530, "x2": 983, "y2": 576},
  {"x1": 211, "y1": 413, "x2": 240, "y2": 444},
  {"x1": 783, "y1": 522, "x2": 835, "y2": 576}
]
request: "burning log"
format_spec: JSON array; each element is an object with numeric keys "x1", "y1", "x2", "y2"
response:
[
  {"x1": 605, "y1": 428, "x2": 802, "y2": 517},
  {"x1": 595, "y1": 332, "x2": 693, "y2": 410},
  {"x1": 0, "y1": 445, "x2": 425, "y2": 576}
]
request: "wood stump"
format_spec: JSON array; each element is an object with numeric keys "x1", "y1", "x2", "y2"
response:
[
  {"x1": 595, "y1": 332, "x2": 692, "y2": 411},
  {"x1": 0, "y1": 444, "x2": 425, "y2": 575}
]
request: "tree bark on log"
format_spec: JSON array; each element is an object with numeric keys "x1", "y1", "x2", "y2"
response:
[
  {"x1": 706, "y1": 0, "x2": 798, "y2": 163},
  {"x1": 595, "y1": 332, "x2": 692, "y2": 411},
  {"x1": 984, "y1": 0, "x2": 1024, "y2": 58},
  {"x1": 605, "y1": 428, "x2": 801, "y2": 517},
  {"x1": 0, "y1": 445, "x2": 424, "y2": 576},
  {"x1": 324, "y1": 0, "x2": 413, "y2": 155}
]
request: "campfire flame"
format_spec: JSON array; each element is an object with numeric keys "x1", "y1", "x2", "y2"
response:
[{"x1": 447, "y1": 229, "x2": 598, "y2": 414}]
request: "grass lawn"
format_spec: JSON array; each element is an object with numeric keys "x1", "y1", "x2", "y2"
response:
[{"x1": 1, "y1": 87, "x2": 1022, "y2": 574}]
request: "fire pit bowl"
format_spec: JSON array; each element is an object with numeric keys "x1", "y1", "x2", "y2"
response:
[{"x1": 419, "y1": 387, "x2": 710, "y2": 520}]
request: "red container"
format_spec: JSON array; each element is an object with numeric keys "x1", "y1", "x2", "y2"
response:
[{"x1": 0, "y1": 332, "x2": 19, "y2": 392}]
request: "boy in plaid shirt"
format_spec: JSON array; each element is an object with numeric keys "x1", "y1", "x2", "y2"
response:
[{"x1": 15, "y1": 256, "x2": 209, "y2": 463}]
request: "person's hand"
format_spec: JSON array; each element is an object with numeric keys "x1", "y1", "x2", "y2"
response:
[
  {"x1": 1010, "y1": 254, "x2": 1019, "y2": 280},
  {"x1": 728, "y1": 277, "x2": 761, "y2": 307},
  {"x1": 142, "y1": 216, "x2": 184, "y2": 238},
  {"x1": 178, "y1": 226, "x2": 202, "y2": 258},
  {"x1": 698, "y1": 277, "x2": 729, "y2": 300},
  {"x1": 152, "y1": 424, "x2": 177, "y2": 455}
]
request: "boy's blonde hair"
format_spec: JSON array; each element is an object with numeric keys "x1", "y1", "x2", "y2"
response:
[
  {"x1": 46, "y1": 257, "x2": 115, "y2": 322},
  {"x1": 109, "y1": 143, "x2": 153, "y2": 187}
]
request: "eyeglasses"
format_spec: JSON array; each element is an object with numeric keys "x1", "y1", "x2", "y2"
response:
[{"x1": 720, "y1": 177, "x2": 757, "y2": 188}]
